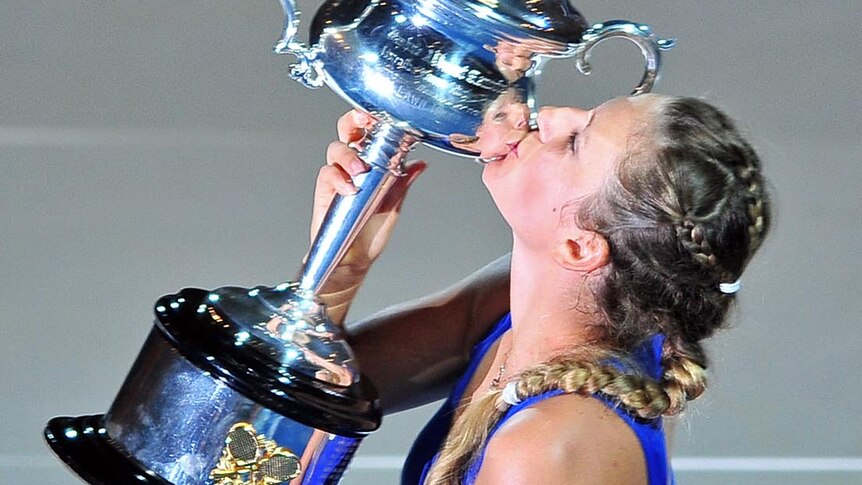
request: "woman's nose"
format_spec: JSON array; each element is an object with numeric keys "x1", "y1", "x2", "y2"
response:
[
  {"x1": 513, "y1": 106, "x2": 529, "y2": 129},
  {"x1": 536, "y1": 106, "x2": 589, "y2": 143}
]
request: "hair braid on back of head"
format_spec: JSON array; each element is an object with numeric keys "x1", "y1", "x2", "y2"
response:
[
  {"x1": 733, "y1": 147, "x2": 768, "y2": 262},
  {"x1": 659, "y1": 98, "x2": 771, "y2": 286},
  {"x1": 570, "y1": 96, "x2": 772, "y2": 410},
  {"x1": 675, "y1": 219, "x2": 729, "y2": 281}
]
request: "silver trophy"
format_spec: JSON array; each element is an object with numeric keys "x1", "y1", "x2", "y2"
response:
[{"x1": 45, "y1": 1, "x2": 673, "y2": 484}]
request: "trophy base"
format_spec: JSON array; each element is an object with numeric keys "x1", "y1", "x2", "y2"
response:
[
  {"x1": 44, "y1": 414, "x2": 170, "y2": 485},
  {"x1": 45, "y1": 287, "x2": 380, "y2": 484}
]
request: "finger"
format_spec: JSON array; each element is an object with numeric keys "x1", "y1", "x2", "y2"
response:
[
  {"x1": 512, "y1": 57, "x2": 532, "y2": 71},
  {"x1": 317, "y1": 164, "x2": 359, "y2": 197},
  {"x1": 496, "y1": 51, "x2": 515, "y2": 65},
  {"x1": 336, "y1": 110, "x2": 375, "y2": 144},
  {"x1": 326, "y1": 141, "x2": 369, "y2": 177}
]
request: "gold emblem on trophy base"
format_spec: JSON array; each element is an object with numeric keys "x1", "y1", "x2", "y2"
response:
[{"x1": 209, "y1": 422, "x2": 302, "y2": 484}]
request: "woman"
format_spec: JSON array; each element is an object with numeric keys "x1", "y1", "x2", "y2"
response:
[{"x1": 312, "y1": 94, "x2": 771, "y2": 484}]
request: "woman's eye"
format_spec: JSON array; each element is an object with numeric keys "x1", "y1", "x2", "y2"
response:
[
  {"x1": 568, "y1": 132, "x2": 580, "y2": 152},
  {"x1": 492, "y1": 111, "x2": 507, "y2": 122}
]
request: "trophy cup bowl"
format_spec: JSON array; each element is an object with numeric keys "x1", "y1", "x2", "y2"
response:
[{"x1": 45, "y1": 1, "x2": 673, "y2": 484}]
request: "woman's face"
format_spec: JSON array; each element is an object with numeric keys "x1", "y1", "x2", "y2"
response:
[
  {"x1": 475, "y1": 91, "x2": 532, "y2": 161},
  {"x1": 481, "y1": 95, "x2": 657, "y2": 249}
]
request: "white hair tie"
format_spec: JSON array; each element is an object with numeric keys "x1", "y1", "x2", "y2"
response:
[
  {"x1": 501, "y1": 381, "x2": 521, "y2": 406},
  {"x1": 719, "y1": 279, "x2": 742, "y2": 294}
]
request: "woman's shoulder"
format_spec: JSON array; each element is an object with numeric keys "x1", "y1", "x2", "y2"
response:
[{"x1": 474, "y1": 393, "x2": 647, "y2": 485}]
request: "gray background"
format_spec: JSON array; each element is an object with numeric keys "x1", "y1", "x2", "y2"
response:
[{"x1": 2, "y1": 1, "x2": 860, "y2": 484}]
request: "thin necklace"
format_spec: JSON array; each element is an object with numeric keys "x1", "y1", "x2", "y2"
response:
[{"x1": 489, "y1": 351, "x2": 510, "y2": 390}]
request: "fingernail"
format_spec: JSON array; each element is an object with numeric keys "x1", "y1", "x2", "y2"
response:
[
  {"x1": 351, "y1": 159, "x2": 366, "y2": 175},
  {"x1": 352, "y1": 111, "x2": 370, "y2": 126},
  {"x1": 341, "y1": 180, "x2": 359, "y2": 195}
]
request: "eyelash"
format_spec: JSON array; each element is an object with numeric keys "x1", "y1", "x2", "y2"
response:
[{"x1": 568, "y1": 132, "x2": 580, "y2": 152}]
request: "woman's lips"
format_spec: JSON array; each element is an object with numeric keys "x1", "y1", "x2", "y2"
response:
[
  {"x1": 481, "y1": 140, "x2": 523, "y2": 164},
  {"x1": 506, "y1": 141, "x2": 521, "y2": 158},
  {"x1": 482, "y1": 153, "x2": 507, "y2": 163}
]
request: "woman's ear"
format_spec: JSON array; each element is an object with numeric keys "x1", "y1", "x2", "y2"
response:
[{"x1": 552, "y1": 230, "x2": 610, "y2": 272}]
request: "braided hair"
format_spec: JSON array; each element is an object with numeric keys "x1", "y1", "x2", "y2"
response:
[
  {"x1": 424, "y1": 96, "x2": 771, "y2": 484},
  {"x1": 583, "y1": 96, "x2": 770, "y2": 411}
]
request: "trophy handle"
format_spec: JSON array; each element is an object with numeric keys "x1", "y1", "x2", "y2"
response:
[
  {"x1": 575, "y1": 20, "x2": 676, "y2": 96},
  {"x1": 274, "y1": 0, "x2": 324, "y2": 88}
]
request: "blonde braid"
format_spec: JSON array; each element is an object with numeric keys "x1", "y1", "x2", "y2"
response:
[
  {"x1": 737, "y1": 162, "x2": 768, "y2": 262},
  {"x1": 424, "y1": 389, "x2": 504, "y2": 485},
  {"x1": 512, "y1": 354, "x2": 671, "y2": 420},
  {"x1": 676, "y1": 220, "x2": 727, "y2": 277},
  {"x1": 425, "y1": 348, "x2": 682, "y2": 484},
  {"x1": 659, "y1": 336, "x2": 708, "y2": 414}
]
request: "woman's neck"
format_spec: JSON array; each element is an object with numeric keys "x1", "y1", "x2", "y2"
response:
[{"x1": 505, "y1": 238, "x2": 601, "y2": 372}]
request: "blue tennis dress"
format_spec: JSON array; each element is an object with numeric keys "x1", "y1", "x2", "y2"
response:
[{"x1": 401, "y1": 313, "x2": 674, "y2": 485}]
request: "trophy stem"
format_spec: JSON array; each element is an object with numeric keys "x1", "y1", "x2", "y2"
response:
[{"x1": 298, "y1": 122, "x2": 417, "y2": 294}]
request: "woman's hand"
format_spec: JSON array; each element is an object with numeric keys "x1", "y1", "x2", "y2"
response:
[{"x1": 311, "y1": 110, "x2": 426, "y2": 323}]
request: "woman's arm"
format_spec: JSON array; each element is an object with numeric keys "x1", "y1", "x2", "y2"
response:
[{"x1": 347, "y1": 254, "x2": 510, "y2": 413}]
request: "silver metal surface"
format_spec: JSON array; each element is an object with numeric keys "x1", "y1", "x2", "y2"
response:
[
  {"x1": 276, "y1": 0, "x2": 674, "y2": 153},
  {"x1": 575, "y1": 20, "x2": 676, "y2": 96},
  {"x1": 209, "y1": 123, "x2": 416, "y2": 388},
  {"x1": 105, "y1": 329, "x2": 361, "y2": 484},
  {"x1": 206, "y1": 284, "x2": 360, "y2": 387},
  {"x1": 298, "y1": 123, "x2": 416, "y2": 294}
]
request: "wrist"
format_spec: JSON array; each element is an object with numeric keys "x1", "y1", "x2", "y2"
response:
[{"x1": 316, "y1": 266, "x2": 369, "y2": 325}]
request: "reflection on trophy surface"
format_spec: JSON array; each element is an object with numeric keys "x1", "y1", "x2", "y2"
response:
[
  {"x1": 488, "y1": 41, "x2": 540, "y2": 82},
  {"x1": 44, "y1": 1, "x2": 674, "y2": 483},
  {"x1": 450, "y1": 88, "x2": 533, "y2": 163}
]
